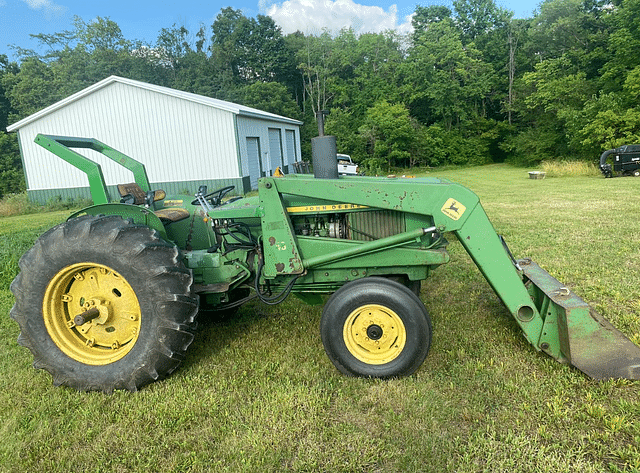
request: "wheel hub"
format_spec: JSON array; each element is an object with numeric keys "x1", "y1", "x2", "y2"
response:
[
  {"x1": 366, "y1": 324, "x2": 383, "y2": 340},
  {"x1": 343, "y1": 304, "x2": 406, "y2": 365},
  {"x1": 43, "y1": 263, "x2": 141, "y2": 365}
]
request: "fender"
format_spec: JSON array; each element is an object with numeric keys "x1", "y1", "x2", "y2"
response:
[{"x1": 68, "y1": 203, "x2": 169, "y2": 241}]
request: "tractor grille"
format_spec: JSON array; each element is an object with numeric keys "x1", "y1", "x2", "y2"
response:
[{"x1": 347, "y1": 210, "x2": 406, "y2": 241}]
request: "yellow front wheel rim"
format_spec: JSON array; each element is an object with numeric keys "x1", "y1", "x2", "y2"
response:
[
  {"x1": 43, "y1": 263, "x2": 141, "y2": 365},
  {"x1": 343, "y1": 304, "x2": 406, "y2": 365}
]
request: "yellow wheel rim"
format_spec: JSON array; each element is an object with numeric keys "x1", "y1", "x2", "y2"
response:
[
  {"x1": 43, "y1": 263, "x2": 141, "y2": 365},
  {"x1": 343, "y1": 304, "x2": 406, "y2": 365}
]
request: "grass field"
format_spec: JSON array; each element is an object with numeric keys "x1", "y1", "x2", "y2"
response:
[{"x1": 1, "y1": 164, "x2": 640, "y2": 472}]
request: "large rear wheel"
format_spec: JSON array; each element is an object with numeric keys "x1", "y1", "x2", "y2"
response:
[
  {"x1": 10, "y1": 215, "x2": 198, "y2": 392},
  {"x1": 320, "y1": 277, "x2": 432, "y2": 378}
]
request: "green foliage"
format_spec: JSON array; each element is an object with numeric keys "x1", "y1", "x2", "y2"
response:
[
  {"x1": 420, "y1": 125, "x2": 494, "y2": 167},
  {"x1": 579, "y1": 108, "x2": 640, "y2": 149},
  {"x1": 405, "y1": 21, "x2": 495, "y2": 132},
  {"x1": 453, "y1": 0, "x2": 512, "y2": 44},
  {"x1": 231, "y1": 81, "x2": 301, "y2": 119},
  {"x1": 0, "y1": 54, "x2": 18, "y2": 131},
  {"x1": 0, "y1": 192, "x2": 91, "y2": 218},
  {"x1": 359, "y1": 101, "x2": 415, "y2": 171},
  {"x1": 0, "y1": 132, "x2": 24, "y2": 198},
  {"x1": 210, "y1": 8, "x2": 294, "y2": 87},
  {"x1": 502, "y1": 126, "x2": 563, "y2": 165},
  {"x1": 324, "y1": 108, "x2": 366, "y2": 161}
]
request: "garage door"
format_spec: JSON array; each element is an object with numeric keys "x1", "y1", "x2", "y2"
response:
[
  {"x1": 268, "y1": 128, "x2": 283, "y2": 175},
  {"x1": 285, "y1": 130, "x2": 297, "y2": 173},
  {"x1": 246, "y1": 137, "x2": 262, "y2": 189}
]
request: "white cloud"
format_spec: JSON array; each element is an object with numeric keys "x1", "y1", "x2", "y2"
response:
[
  {"x1": 260, "y1": 0, "x2": 414, "y2": 36},
  {"x1": 20, "y1": 0, "x2": 67, "y2": 17}
]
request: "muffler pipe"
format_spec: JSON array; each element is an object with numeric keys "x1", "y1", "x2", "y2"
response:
[{"x1": 312, "y1": 135, "x2": 339, "y2": 179}]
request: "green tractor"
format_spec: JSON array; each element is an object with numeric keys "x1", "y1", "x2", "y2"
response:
[{"x1": 9, "y1": 134, "x2": 640, "y2": 392}]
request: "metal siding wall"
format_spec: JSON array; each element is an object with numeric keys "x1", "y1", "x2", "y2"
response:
[{"x1": 16, "y1": 82, "x2": 240, "y2": 193}]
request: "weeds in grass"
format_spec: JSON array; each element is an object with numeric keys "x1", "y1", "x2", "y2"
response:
[
  {"x1": 0, "y1": 192, "x2": 91, "y2": 218},
  {"x1": 0, "y1": 193, "x2": 38, "y2": 217},
  {"x1": 540, "y1": 160, "x2": 601, "y2": 177}
]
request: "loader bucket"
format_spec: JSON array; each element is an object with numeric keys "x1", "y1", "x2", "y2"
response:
[{"x1": 520, "y1": 259, "x2": 640, "y2": 380}]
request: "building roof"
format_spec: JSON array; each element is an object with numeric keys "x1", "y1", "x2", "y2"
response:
[{"x1": 7, "y1": 75, "x2": 303, "y2": 132}]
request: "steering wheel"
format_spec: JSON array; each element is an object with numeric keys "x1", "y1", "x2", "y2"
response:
[{"x1": 192, "y1": 185, "x2": 235, "y2": 207}]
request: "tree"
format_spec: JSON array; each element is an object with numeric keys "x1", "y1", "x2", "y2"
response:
[
  {"x1": 232, "y1": 81, "x2": 301, "y2": 119},
  {"x1": 0, "y1": 132, "x2": 25, "y2": 197},
  {"x1": 528, "y1": 0, "x2": 611, "y2": 77},
  {"x1": 0, "y1": 54, "x2": 19, "y2": 130},
  {"x1": 359, "y1": 101, "x2": 416, "y2": 170},
  {"x1": 404, "y1": 21, "x2": 494, "y2": 130},
  {"x1": 0, "y1": 56, "x2": 24, "y2": 197},
  {"x1": 600, "y1": 0, "x2": 640, "y2": 92},
  {"x1": 412, "y1": 5, "x2": 453, "y2": 38},
  {"x1": 210, "y1": 8, "x2": 294, "y2": 87},
  {"x1": 297, "y1": 30, "x2": 335, "y2": 118},
  {"x1": 453, "y1": 0, "x2": 511, "y2": 44},
  {"x1": 3, "y1": 16, "x2": 171, "y2": 122},
  {"x1": 2, "y1": 57, "x2": 59, "y2": 120}
]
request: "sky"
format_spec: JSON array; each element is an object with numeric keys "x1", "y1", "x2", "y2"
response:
[{"x1": 0, "y1": 0, "x2": 543, "y2": 61}]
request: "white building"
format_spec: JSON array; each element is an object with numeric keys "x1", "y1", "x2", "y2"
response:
[{"x1": 7, "y1": 75, "x2": 303, "y2": 203}]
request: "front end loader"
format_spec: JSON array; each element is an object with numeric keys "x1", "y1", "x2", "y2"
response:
[{"x1": 9, "y1": 134, "x2": 640, "y2": 392}]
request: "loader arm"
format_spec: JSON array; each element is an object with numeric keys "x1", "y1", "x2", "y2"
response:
[
  {"x1": 455, "y1": 202, "x2": 640, "y2": 379},
  {"x1": 264, "y1": 174, "x2": 640, "y2": 380},
  {"x1": 453, "y1": 201, "x2": 543, "y2": 346}
]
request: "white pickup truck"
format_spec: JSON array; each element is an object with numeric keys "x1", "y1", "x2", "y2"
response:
[{"x1": 337, "y1": 154, "x2": 358, "y2": 175}]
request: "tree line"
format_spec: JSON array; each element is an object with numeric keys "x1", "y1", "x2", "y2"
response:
[{"x1": 2, "y1": 0, "x2": 640, "y2": 197}]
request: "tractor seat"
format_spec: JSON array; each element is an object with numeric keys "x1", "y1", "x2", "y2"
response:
[
  {"x1": 117, "y1": 182, "x2": 189, "y2": 223},
  {"x1": 117, "y1": 182, "x2": 166, "y2": 206}
]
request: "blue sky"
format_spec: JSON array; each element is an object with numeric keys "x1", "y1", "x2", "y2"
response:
[{"x1": 0, "y1": 0, "x2": 543, "y2": 61}]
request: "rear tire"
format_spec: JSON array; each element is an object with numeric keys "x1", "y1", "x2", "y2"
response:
[
  {"x1": 320, "y1": 277, "x2": 431, "y2": 378},
  {"x1": 10, "y1": 215, "x2": 198, "y2": 392}
]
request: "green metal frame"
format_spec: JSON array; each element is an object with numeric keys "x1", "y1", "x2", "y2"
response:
[{"x1": 34, "y1": 134, "x2": 151, "y2": 205}]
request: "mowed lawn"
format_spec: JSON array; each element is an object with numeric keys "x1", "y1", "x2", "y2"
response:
[{"x1": 1, "y1": 164, "x2": 639, "y2": 472}]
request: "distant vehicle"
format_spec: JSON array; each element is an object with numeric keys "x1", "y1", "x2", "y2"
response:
[
  {"x1": 337, "y1": 154, "x2": 358, "y2": 175},
  {"x1": 600, "y1": 144, "x2": 640, "y2": 177}
]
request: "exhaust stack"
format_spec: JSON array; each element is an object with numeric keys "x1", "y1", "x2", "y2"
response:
[{"x1": 311, "y1": 110, "x2": 339, "y2": 179}]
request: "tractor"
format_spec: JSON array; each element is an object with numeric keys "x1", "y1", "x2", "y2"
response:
[{"x1": 9, "y1": 133, "x2": 640, "y2": 392}]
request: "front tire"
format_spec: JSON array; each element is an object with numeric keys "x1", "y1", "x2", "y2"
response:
[
  {"x1": 10, "y1": 215, "x2": 198, "y2": 392},
  {"x1": 320, "y1": 277, "x2": 432, "y2": 378}
]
